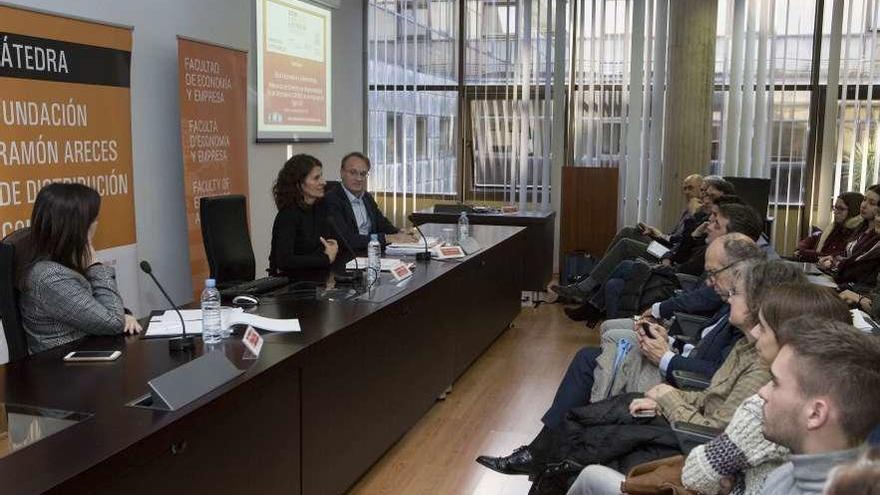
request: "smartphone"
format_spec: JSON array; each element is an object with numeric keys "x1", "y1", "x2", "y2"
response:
[
  {"x1": 63, "y1": 350, "x2": 121, "y2": 362},
  {"x1": 641, "y1": 322, "x2": 655, "y2": 339},
  {"x1": 632, "y1": 409, "x2": 657, "y2": 418}
]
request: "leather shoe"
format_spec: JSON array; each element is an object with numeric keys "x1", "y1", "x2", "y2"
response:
[
  {"x1": 476, "y1": 446, "x2": 539, "y2": 476},
  {"x1": 550, "y1": 283, "x2": 586, "y2": 300},
  {"x1": 564, "y1": 301, "x2": 603, "y2": 322}
]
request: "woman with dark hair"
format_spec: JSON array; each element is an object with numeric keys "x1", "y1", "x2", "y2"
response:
[
  {"x1": 820, "y1": 184, "x2": 880, "y2": 286},
  {"x1": 795, "y1": 191, "x2": 865, "y2": 262},
  {"x1": 19, "y1": 183, "x2": 140, "y2": 354},
  {"x1": 269, "y1": 154, "x2": 338, "y2": 274}
]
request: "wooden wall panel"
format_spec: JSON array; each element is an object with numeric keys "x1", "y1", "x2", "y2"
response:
[{"x1": 560, "y1": 167, "x2": 619, "y2": 259}]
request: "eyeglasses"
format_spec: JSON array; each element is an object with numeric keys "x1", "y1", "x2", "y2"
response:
[
  {"x1": 344, "y1": 169, "x2": 369, "y2": 178},
  {"x1": 706, "y1": 260, "x2": 739, "y2": 280}
]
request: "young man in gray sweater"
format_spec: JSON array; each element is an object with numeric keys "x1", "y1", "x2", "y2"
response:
[{"x1": 758, "y1": 318, "x2": 880, "y2": 495}]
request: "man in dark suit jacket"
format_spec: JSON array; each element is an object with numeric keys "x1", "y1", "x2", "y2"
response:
[{"x1": 324, "y1": 152, "x2": 416, "y2": 251}]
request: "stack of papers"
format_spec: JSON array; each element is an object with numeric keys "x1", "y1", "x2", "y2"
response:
[
  {"x1": 345, "y1": 258, "x2": 413, "y2": 271},
  {"x1": 385, "y1": 236, "x2": 440, "y2": 256},
  {"x1": 146, "y1": 308, "x2": 301, "y2": 337}
]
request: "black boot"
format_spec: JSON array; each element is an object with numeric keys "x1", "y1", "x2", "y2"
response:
[{"x1": 564, "y1": 301, "x2": 603, "y2": 323}]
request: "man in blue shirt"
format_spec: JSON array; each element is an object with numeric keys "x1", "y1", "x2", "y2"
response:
[{"x1": 324, "y1": 152, "x2": 416, "y2": 251}]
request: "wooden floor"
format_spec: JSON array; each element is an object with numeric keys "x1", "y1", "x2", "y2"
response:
[{"x1": 348, "y1": 301, "x2": 600, "y2": 495}]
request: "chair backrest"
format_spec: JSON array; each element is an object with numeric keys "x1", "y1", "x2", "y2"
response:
[
  {"x1": 0, "y1": 234, "x2": 29, "y2": 362},
  {"x1": 723, "y1": 176, "x2": 771, "y2": 218},
  {"x1": 199, "y1": 195, "x2": 256, "y2": 286}
]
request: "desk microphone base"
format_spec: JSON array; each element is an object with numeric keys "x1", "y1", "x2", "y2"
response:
[{"x1": 168, "y1": 335, "x2": 196, "y2": 352}]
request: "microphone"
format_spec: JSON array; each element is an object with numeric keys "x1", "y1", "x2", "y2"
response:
[
  {"x1": 327, "y1": 216, "x2": 362, "y2": 283},
  {"x1": 140, "y1": 260, "x2": 195, "y2": 352},
  {"x1": 408, "y1": 217, "x2": 431, "y2": 262}
]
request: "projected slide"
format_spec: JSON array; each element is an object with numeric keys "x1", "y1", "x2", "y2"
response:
[{"x1": 256, "y1": 0, "x2": 332, "y2": 142}]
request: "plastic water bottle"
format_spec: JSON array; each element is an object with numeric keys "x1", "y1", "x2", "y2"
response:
[
  {"x1": 367, "y1": 234, "x2": 381, "y2": 288},
  {"x1": 201, "y1": 278, "x2": 222, "y2": 343},
  {"x1": 458, "y1": 211, "x2": 470, "y2": 242}
]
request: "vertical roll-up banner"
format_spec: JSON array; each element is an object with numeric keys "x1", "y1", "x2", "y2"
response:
[
  {"x1": 0, "y1": 5, "x2": 140, "y2": 312},
  {"x1": 177, "y1": 37, "x2": 248, "y2": 299}
]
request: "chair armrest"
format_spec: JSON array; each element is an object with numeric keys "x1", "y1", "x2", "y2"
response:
[
  {"x1": 671, "y1": 421, "x2": 723, "y2": 453},
  {"x1": 671, "y1": 370, "x2": 711, "y2": 390},
  {"x1": 669, "y1": 312, "x2": 711, "y2": 339}
]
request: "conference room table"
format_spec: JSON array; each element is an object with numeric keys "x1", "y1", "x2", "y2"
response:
[
  {"x1": 410, "y1": 207, "x2": 555, "y2": 293},
  {"x1": 0, "y1": 224, "x2": 526, "y2": 495}
]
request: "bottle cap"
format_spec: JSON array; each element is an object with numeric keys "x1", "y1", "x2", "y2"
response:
[{"x1": 205, "y1": 278, "x2": 216, "y2": 288}]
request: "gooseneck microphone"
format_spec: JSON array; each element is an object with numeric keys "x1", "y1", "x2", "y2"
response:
[
  {"x1": 140, "y1": 260, "x2": 195, "y2": 352},
  {"x1": 408, "y1": 218, "x2": 431, "y2": 262},
  {"x1": 327, "y1": 216, "x2": 362, "y2": 283}
]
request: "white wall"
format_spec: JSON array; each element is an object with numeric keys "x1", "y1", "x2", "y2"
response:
[{"x1": 14, "y1": 0, "x2": 364, "y2": 312}]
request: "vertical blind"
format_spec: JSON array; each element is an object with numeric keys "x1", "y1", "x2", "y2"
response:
[
  {"x1": 366, "y1": 0, "x2": 458, "y2": 226},
  {"x1": 363, "y1": 0, "x2": 880, "y2": 247},
  {"x1": 824, "y1": 0, "x2": 880, "y2": 214}
]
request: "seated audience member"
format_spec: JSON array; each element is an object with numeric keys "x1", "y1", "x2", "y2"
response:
[
  {"x1": 566, "y1": 284, "x2": 851, "y2": 495},
  {"x1": 552, "y1": 177, "x2": 733, "y2": 304},
  {"x1": 324, "y1": 152, "x2": 415, "y2": 251},
  {"x1": 591, "y1": 236, "x2": 777, "y2": 399},
  {"x1": 493, "y1": 258, "x2": 779, "y2": 495},
  {"x1": 757, "y1": 319, "x2": 880, "y2": 494},
  {"x1": 567, "y1": 199, "x2": 766, "y2": 325},
  {"x1": 475, "y1": 250, "x2": 780, "y2": 485},
  {"x1": 269, "y1": 154, "x2": 339, "y2": 274},
  {"x1": 604, "y1": 174, "x2": 705, "y2": 251},
  {"x1": 823, "y1": 448, "x2": 880, "y2": 495},
  {"x1": 18, "y1": 183, "x2": 141, "y2": 354},
  {"x1": 679, "y1": 284, "x2": 852, "y2": 495},
  {"x1": 795, "y1": 192, "x2": 864, "y2": 262},
  {"x1": 819, "y1": 184, "x2": 880, "y2": 286}
]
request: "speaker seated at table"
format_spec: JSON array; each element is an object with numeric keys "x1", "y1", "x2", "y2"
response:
[
  {"x1": 323, "y1": 152, "x2": 412, "y2": 251},
  {"x1": 200, "y1": 195, "x2": 256, "y2": 287},
  {"x1": 269, "y1": 154, "x2": 338, "y2": 275}
]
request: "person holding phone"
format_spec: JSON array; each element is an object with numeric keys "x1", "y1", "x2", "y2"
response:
[
  {"x1": 268, "y1": 154, "x2": 339, "y2": 274},
  {"x1": 17, "y1": 183, "x2": 141, "y2": 354}
]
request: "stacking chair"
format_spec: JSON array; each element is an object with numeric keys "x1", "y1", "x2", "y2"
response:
[{"x1": 199, "y1": 195, "x2": 256, "y2": 288}]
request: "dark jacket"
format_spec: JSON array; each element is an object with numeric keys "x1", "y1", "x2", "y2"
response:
[
  {"x1": 666, "y1": 306, "x2": 740, "y2": 382},
  {"x1": 324, "y1": 183, "x2": 398, "y2": 251},
  {"x1": 657, "y1": 284, "x2": 724, "y2": 320},
  {"x1": 834, "y1": 228, "x2": 880, "y2": 287},
  {"x1": 560, "y1": 393, "x2": 682, "y2": 473},
  {"x1": 268, "y1": 201, "x2": 331, "y2": 275},
  {"x1": 796, "y1": 220, "x2": 861, "y2": 262},
  {"x1": 665, "y1": 211, "x2": 709, "y2": 264}
]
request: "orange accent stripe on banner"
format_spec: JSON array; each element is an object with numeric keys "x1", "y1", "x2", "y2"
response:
[{"x1": 0, "y1": 5, "x2": 132, "y2": 51}]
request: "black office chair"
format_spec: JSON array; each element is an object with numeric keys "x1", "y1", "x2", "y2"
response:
[
  {"x1": 0, "y1": 228, "x2": 32, "y2": 362},
  {"x1": 723, "y1": 176, "x2": 771, "y2": 218},
  {"x1": 200, "y1": 195, "x2": 256, "y2": 288}
]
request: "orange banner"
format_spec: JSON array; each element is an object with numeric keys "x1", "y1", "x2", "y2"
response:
[
  {"x1": 0, "y1": 5, "x2": 135, "y2": 248},
  {"x1": 177, "y1": 37, "x2": 249, "y2": 299}
]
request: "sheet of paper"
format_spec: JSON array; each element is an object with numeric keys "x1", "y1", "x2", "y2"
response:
[
  {"x1": 229, "y1": 313, "x2": 301, "y2": 332},
  {"x1": 146, "y1": 308, "x2": 244, "y2": 337},
  {"x1": 386, "y1": 236, "x2": 440, "y2": 249},
  {"x1": 344, "y1": 258, "x2": 410, "y2": 271}
]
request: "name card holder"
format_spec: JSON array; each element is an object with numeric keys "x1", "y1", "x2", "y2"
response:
[{"x1": 127, "y1": 351, "x2": 244, "y2": 411}]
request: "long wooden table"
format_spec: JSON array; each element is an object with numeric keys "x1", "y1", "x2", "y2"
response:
[{"x1": 0, "y1": 224, "x2": 525, "y2": 495}]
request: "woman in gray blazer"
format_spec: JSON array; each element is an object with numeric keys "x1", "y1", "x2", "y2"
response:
[{"x1": 18, "y1": 183, "x2": 141, "y2": 354}]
